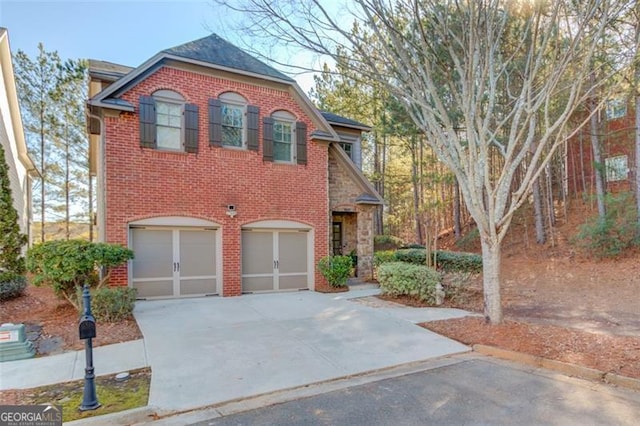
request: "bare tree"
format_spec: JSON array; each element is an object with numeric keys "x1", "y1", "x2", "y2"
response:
[{"x1": 221, "y1": 0, "x2": 626, "y2": 323}]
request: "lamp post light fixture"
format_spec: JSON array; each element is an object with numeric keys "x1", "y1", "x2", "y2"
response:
[{"x1": 78, "y1": 284, "x2": 100, "y2": 411}]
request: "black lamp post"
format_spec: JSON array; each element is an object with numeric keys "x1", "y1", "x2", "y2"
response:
[{"x1": 79, "y1": 284, "x2": 100, "y2": 411}]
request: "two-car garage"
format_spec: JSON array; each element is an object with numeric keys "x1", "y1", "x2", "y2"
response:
[{"x1": 129, "y1": 218, "x2": 312, "y2": 298}]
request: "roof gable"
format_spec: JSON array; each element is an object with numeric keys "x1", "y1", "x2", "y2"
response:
[{"x1": 163, "y1": 34, "x2": 294, "y2": 83}]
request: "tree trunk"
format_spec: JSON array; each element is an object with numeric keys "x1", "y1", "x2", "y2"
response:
[
  {"x1": 635, "y1": 0, "x2": 640, "y2": 230},
  {"x1": 39, "y1": 108, "x2": 45, "y2": 243},
  {"x1": 532, "y1": 178, "x2": 545, "y2": 244},
  {"x1": 411, "y1": 137, "x2": 423, "y2": 244},
  {"x1": 635, "y1": 14, "x2": 640, "y2": 228},
  {"x1": 579, "y1": 131, "x2": 587, "y2": 197},
  {"x1": 480, "y1": 235, "x2": 502, "y2": 324},
  {"x1": 65, "y1": 123, "x2": 70, "y2": 240},
  {"x1": 636, "y1": 92, "x2": 640, "y2": 228},
  {"x1": 454, "y1": 180, "x2": 461, "y2": 239},
  {"x1": 589, "y1": 75, "x2": 606, "y2": 219}
]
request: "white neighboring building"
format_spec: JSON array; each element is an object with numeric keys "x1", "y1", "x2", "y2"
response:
[{"x1": 0, "y1": 28, "x2": 37, "y2": 245}]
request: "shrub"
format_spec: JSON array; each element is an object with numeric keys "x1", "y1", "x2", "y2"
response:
[
  {"x1": 573, "y1": 192, "x2": 640, "y2": 258},
  {"x1": 0, "y1": 144, "x2": 27, "y2": 275},
  {"x1": 395, "y1": 248, "x2": 426, "y2": 264},
  {"x1": 374, "y1": 235, "x2": 404, "y2": 251},
  {"x1": 90, "y1": 287, "x2": 138, "y2": 322},
  {"x1": 400, "y1": 243, "x2": 426, "y2": 249},
  {"x1": 26, "y1": 240, "x2": 134, "y2": 310},
  {"x1": 0, "y1": 272, "x2": 27, "y2": 301},
  {"x1": 373, "y1": 250, "x2": 397, "y2": 267},
  {"x1": 317, "y1": 255, "x2": 353, "y2": 288},
  {"x1": 435, "y1": 251, "x2": 483, "y2": 273},
  {"x1": 394, "y1": 249, "x2": 482, "y2": 273},
  {"x1": 377, "y1": 262, "x2": 442, "y2": 304}
]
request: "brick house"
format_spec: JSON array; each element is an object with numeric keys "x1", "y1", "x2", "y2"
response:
[
  {"x1": 566, "y1": 99, "x2": 637, "y2": 196},
  {"x1": 87, "y1": 34, "x2": 382, "y2": 298}
]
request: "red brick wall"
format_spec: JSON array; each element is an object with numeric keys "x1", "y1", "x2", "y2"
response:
[
  {"x1": 567, "y1": 104, "x2": 637, "y2": 196},
  {"x1": 103, "y1": 66, "x2": 330, "y2": 294}
]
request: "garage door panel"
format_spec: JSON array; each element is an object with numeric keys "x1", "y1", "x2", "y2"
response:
[
  {"x1": 134, "y1": 280, "x2": 173, "y2": 298},
  {"x1": 242, "y1": 232, "x2": 273, "y2": 275},
  {"x1": 242, "y1": 276, "x2": 273, "y2": 292},
  {"x1": 131, "y1": 229, "x2": 173, "y2": 279},
  {"x1": 242, "y1": 228, "x2": 309, "y2": 293},
  {"x1": 278, "y1": 232, "x2": 307, "y2": 274},
  {"x1": 278, "y1": 275, "x2": 307, "y2": 290},
  {"x1": 131, "y1": 227, "x2": 218, "y2": 298},
  {"x1": 180, "y1": 230, "x2": 216, "y2": 276},
  {"x1": 180, "y1": 278, "x2": 216, "y2": 295}
]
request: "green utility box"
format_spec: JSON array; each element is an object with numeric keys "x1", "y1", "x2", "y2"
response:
[{"x1": 0, "y1": 323, "x2": 35, "y2": 362}]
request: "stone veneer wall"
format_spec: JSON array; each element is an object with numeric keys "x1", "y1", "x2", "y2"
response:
[{"x1": 328, "y1": 150, "x2": 375, "y2": 280}]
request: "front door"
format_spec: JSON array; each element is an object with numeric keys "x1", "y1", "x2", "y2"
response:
[{"x1": 332, "y1": 222, "x2": 343, "y2": 255}]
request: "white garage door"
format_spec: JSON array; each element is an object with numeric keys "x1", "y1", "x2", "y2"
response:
[
  {"x1": 241, "y1": 229, "x2": 308, "y2": 293},
  {"x1": 131, "y1": 227, "x2": 218, "y2": 298}
]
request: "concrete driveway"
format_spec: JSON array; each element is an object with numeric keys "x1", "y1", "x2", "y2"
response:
[{"x1": 133, "y1": 290, "x2": 470, "y2": 413}]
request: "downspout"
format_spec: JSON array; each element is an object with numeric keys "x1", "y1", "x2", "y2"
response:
[{"x1": 86, "y1": 110, "x2": 106, "y2": 243}]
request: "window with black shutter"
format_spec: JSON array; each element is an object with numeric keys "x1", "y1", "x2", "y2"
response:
[
  {"x1": 296, "y1": 121, "x2": 307, "y2": 165},
  {"x1": 247, "y1": 105, "x2": 260, "y2": 151},
  {"x1": 209, "y1": 98, "x2": 222, "y2": 146},
  {"x1": 184, "y1": 104, "x2": 199, "y2": 153},
  {"x1": 139, "y1": 95, "x2": 156, "y2": 149}
]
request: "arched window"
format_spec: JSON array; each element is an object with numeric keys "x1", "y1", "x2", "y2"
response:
[
  {"x1": 153, "y1": 90, "x2": 185, "y2": 150},
  {"x1": 139, "y1": 90, "x2": 198, "y2": 153},
  {"x1": 219, "y1": 92, "x2": 247, "y2": 148}
]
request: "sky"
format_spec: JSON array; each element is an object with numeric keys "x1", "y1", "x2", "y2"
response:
[{"x1": 0, "y1": 0, "x2": 322, "y2": 93}]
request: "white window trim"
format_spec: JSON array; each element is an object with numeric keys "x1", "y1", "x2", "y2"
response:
[
  {"x1": 605, "y1": 99, "x2": 627, "y2": 121},
  {"x1": 153, "y1": 90, "x2": 185, "y2": 152},
  {"x1": 272, "y1": 110, "x2": 296, "y2": 163},
  {"x1": 220, "y1": 92, "x2": 248, "y2": 149},
  {"x1": 605, "y1": 155, "x2": 629, "y2": 182}
]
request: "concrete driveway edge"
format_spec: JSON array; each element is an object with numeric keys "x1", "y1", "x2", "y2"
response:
[
  {"x1": 473, "y1": 344, "x2": 640, "y2": 391},
  {"x1": 70, "y1": 354, "x2": 472, "y2": 426}
]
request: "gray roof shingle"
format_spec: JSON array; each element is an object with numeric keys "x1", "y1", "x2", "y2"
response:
[
  {"x1": 163, "y1": 33, "x2": 294, "y2": 82},
  {"x1": 320, "y1": 111, "x2": 371, "y2": 130}
]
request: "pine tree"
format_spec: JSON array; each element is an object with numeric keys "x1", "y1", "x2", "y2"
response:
[{"x1": 0, "y1": 143, "x2": 27, "y2": 274}]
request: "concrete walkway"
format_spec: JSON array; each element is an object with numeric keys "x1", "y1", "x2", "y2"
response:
[
  {"x1": 1, "y1": 289, "x2": 474, "y2": 416},
  {"x1": 0, "y1": 339, "x2": 147, "y2": 390}
]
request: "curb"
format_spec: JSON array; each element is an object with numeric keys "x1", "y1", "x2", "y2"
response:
[
  {"x1": 66, "y1": 355, "x2": 470, "y2": 425},
  {"x1": 473, "y1": 344, "x2": 640, "y2": 392}
]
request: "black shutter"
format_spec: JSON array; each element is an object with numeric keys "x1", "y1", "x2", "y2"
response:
[
  {"x1": 209, "y1": 98, "x2": 222, "y2": 146},
  {"x1": 139, "y1": 96, "x2": 156, "y2": 148},
  {"x1": 184, "y1": 103, "x2": 199, "y2": 154},
  {"x1": 263, "y1": 117, "x2": 274, "y2": 162},
  {"x1": 296, "y1": 121, "x2": 307, "y2": 165},
  {"x1": 247, "y1": 105, "x2": 259, "y2": 151}
]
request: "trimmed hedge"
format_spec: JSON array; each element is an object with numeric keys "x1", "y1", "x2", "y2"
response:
[
  {"x1": 394, "y1": 249, "x2": 482, "y2": 273},
  {"x1": 91, "y1": 287, "x2": 138, "y2": 322},
  {"x1": 0, "y1": 272, "x2": 27, "y2": 301},
  {"x1": 377, "y1": 262, "x2": 441, "y2": 304}
]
